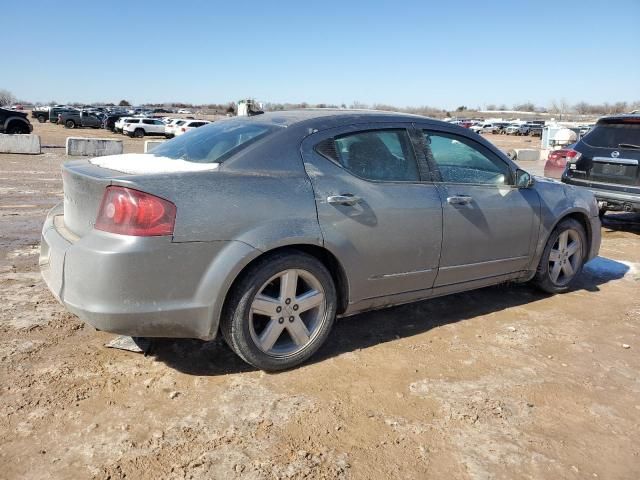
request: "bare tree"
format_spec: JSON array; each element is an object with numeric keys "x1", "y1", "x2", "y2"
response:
[{"x1": 0, "y1": 89, "x2": 16, "y2": 107}]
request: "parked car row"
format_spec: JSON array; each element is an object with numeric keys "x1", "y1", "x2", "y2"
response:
[
  {"x1": 113, "y1": 117, "x2": 211, "y2": 138},
  {"x1": 455, "y1": 118, "x2": 546, "y2": 137},
  {"x1": 38, "y1": 106, "x2": 211, "y2": 138}
]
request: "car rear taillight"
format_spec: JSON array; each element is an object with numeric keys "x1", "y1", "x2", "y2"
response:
[
  {"x1": 181, "y1": 127, "x2": 186, "y2": 132},
  {"x1": 95, "y1": 186, "x2": 176, "y2": 236},
  {"x1": 565, "y1": 149, "x2": 582, "y2": 162}
]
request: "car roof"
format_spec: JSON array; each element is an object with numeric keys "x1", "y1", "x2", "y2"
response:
[
  {"x1": 231, "y1": 109, "x2": 448, "y2": 129},
  {"x1": 596, "y1": 114, "x2": 640, "y2": 124}
]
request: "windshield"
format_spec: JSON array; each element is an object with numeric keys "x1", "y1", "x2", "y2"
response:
[
  {"x1": 150, "y1": 119, "x2": 282, "y2": 163},
  {"x1": 582, "y1": 123, "x2": 640, "y2": 149}
]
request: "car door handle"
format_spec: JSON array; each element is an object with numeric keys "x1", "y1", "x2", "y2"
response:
[
  {"x1": 447, "y1": 195, "x2": 473, "y2": 206},
  {"x1": 327, "y1": 194, "x2": 361, "y2": 206}
]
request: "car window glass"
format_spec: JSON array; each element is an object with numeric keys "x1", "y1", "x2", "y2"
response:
[
  {"x1": 422, "y1": 130, "x2": 510, "y2": 185},
  {"x1": 581, "y1": 124, "x2": 640, "y2": 148},
  {"x1": 333, "y1": 129, "x2": 419, "y2": 182},
  {"x1": 151, "y1": 120, "x2": 280, "y2": 164},
  {"x1": 143, "y1": 119, "x2": 153, "y2": 124}
]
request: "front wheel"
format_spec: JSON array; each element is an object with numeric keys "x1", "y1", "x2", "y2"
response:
[
  {"x1": 221, "y1": 251, "x2": 337, "y2": 371},
  {"x1": 532, "y1": 218, "x2": 586, "y2": 294},
  {"x1": 134, "y1": 128, "x2": 145, "y2": 138}
]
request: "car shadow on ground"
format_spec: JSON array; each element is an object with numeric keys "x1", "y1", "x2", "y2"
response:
[
  {"x1": 601, "y1": 212, "x2": 640, "y2": 235},
  {"x1": 149, "y1": 256, "x2": 629, "y2": 376}
]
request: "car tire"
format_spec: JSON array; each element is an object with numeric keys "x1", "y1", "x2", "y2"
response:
[
  {"x1": 221, "y1": 251, "x2": 337, "y2": 371},
  {"x1": 6, "y1": 122, "x2": 30, "y2": 134},
  {"x1": 65, "y1": 120, "x2": 75, "y2": 129},
  {"x1": 532, "y1": 218, "x2": 587, "y2": 294},
  {"x1": 134, "y1": 128, "x2": 144, "y2": 138},
  {"x1": 37, "y1": 115, "x2": 46, "y2": 123}
]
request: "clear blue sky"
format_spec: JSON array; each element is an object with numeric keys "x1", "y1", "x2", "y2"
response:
[{"x1": 3, "y1": 0, "x2": 639, "y2": 109}]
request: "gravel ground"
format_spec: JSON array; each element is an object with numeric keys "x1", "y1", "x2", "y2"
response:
[{"x1": 1, "y1": 120, "x2": 639, "y2": 479}]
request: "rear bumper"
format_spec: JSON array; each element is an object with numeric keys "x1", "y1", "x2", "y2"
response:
[
  {"x1": 39, "y1": 203, "x2": 259, "y2": 340},
  {"x1": 589, "y1": 188, "x2": 640, "y2": 212}
]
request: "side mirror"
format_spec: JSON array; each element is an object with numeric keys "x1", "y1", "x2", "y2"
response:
[{"x1": 516, "y1": 169, "x2": 534, "y2": 188}]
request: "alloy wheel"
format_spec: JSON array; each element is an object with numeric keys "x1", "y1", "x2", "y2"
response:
[
  {"x1": 548, "y1": 229, "x2": 582, "y2": 285},
  {"x1": 249, "y1": 269, "x2": 326, "y2": 357}
]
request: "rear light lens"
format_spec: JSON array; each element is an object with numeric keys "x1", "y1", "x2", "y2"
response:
[
  {"x1": 565, "y1": 149, "x2": 582, "y2": 162},
  {"x1": 95, "y1": 186, "x2": 176, "y2": 236},
  {"x1": 181, "y1": 127, "x2": 186, "y2": 132}
]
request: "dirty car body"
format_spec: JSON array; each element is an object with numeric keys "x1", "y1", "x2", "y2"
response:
[{"x1": 40, "y1": 110, "x2": 601, "y2": 370}]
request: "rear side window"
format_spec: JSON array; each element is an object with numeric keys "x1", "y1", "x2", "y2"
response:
[
  {"x1": 128, "y1": 119, "x2": 140, "y2": 124},
  {"x1": 331, "y1": 129, "x2": 419, "y2": 182},
  {"x1": 150, "y1": 119, "x2": 280, "y2": 163},
  {"x1": 143, "y1": 119, "x2": 154, "y2": 125},
  {"x1": 581, "y1": 124, "x2": 640, "y2": 148}
]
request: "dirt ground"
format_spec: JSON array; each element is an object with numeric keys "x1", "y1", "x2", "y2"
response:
[{"x1": 1, "y1": 120, "x2": 639, "y2": 480}]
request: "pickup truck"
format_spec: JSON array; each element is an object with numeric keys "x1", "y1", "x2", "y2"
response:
[
  {"x1": 0, "y1": 107, "x2": 33, "y2": 134},
  {"x1": 31, "y1": 107, "x2": 50, "y2": 123},
  {"x1": 58, "y1": 111, "x2": 103, "y2": 129}
]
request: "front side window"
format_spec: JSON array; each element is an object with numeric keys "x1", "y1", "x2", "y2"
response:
[
  {"x1": 332, "y1": 129, "x2": 419, "y2": 182},
  {"x1": 423, "y1": 131, "x2": 511, "y2": 185}
]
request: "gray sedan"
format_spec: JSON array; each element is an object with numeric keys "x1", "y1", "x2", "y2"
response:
[{"x1": 40, "y1": 110, "x2": 601, "y2": 370}]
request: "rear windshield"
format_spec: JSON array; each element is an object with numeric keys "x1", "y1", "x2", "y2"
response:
[
  {"x1": 150, "y1": 119, "x2": 282, "y2": 163},
  {"x1": 582, "y1": 123, "x2": 640, "y2": 148}
]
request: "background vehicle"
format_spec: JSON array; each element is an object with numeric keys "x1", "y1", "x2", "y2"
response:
[
  {"x1": 505, "y1": 124, "x2": 522, "y2": 135},
  {"x1": 177, "y1": 109, "x2": 192, "y2": 114},
  {"x1": 174, "y1": 119, "x2": 211, "y2": 136},
  {"x1": 114, "y1": 117, "x2": 134, "y2": 133},
  {"x1": 470, "y1": 123, "x2": 494, "y2": 134},
  {"x1": 544, "y1": 145, "x2": 576, "y2": 179},
  {"x1": 123, "y1": 118, "x2": 166, "y2": 138},
  {"x1": 59, "y1": 110, "x2": 103, "y2": 129},
  {"x1": 31, "y1": 106, "x2": 50, "y2": 123},
  {"x1": 102, "y1": 114, "x2": 129, "y2": 132},
  {"x1": 164, "y1": 118, "x2": 185, "y2": 138},
  {"x1": 0, "y1": 107, "x2": 33, "y2": 134},
  {"x1": 491, "y1": 122, "x2": 510, "y2": 134},
  {"x1": 562, "y1": 114, "x2": 640, "y2": 215},
  {"x1": 40, "y1": 111, "x2": 600, "y2": 371},
  {"x1": 48, "y1": 106, "x2": 78, "y2": 124}
]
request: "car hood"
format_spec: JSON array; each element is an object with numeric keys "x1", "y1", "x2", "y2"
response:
[{"x1": 89, "y1": 153, "x2": 219, "y2": 175}]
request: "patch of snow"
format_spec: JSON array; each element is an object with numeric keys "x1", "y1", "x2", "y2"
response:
[
  {"x1": 89, "y1": 154, "x2": 219, "y2": 174},
  {"x1": 584, "y1": 257, "x2": 638, "y2": 280}
]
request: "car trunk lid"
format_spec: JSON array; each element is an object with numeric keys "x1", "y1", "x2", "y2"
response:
[
  {"x1": 61, "y1": 155, "x2": 220, "y2": 238},
  {"x1": 62, "y1": 161, "x2": 114, "y2": 237}
]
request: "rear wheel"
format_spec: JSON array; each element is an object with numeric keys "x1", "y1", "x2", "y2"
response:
[
  {"x1": 532, "y1": 218, "x2": 586, "y2": 294},
  {"x1": 37, "y1": 115, "x2": 46, "y2": 123},
  {"x1": 221, "y1": 251, "x2": 337, "y2": 371},
  {"x1": 6, "y1": 122, "x2": 30, "y2": 134},
  {"x1": 65, "y1": 120, "x2": 76, "y2": 129},
  {"x1": 134, "y1": 128, "x2": 145, "y2": 138}
]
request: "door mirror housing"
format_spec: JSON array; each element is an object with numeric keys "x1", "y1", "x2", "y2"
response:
[{"x1": 516, "y1": 169, "x2": 534, "y2": 188}]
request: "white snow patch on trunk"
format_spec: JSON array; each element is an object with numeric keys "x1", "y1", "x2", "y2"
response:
[{"x1": 89, "y1": 154, "x2": 219, "y2": 174}]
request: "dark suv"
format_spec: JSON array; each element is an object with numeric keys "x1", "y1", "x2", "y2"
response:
[
  {"x1": 562, "y1": 115, "x2": 640, "y2": 215},
  {"x1": 0, "y1": 107, "x2": 33, "y2": 134}
]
